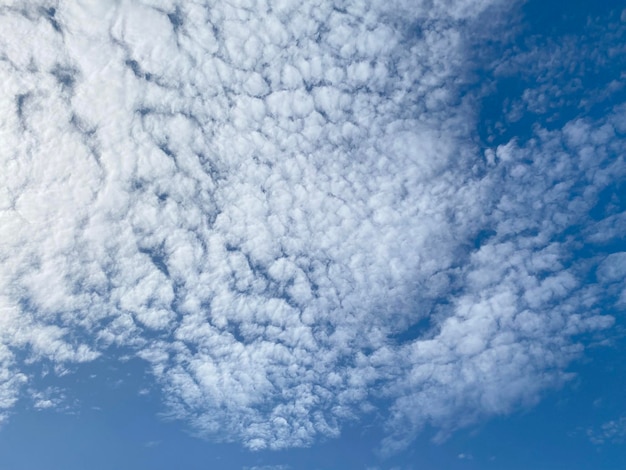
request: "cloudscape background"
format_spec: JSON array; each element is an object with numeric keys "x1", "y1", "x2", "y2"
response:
[{"x1": 0, "y1": 0, "x2": 624, "y2": 468}]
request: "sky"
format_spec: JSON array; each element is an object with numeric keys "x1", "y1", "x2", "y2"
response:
[{"x1": 0, "y1": 0, "x2": 625, "y2": 469}]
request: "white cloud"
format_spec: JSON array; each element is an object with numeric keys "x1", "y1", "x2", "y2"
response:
[
  {"x1": 0, "y1": 0, "x2": 624, "y2": 453},
  {"x1": 597, "y1": 253, "x2": 626, "y2": 284},
  {"x1": 588, "y1": 416, "x2": 626, "y2": 445},
  {"x1": 28, "y1": 386, "x2": 67, "y2": 410},
  {"x1": 243, "y1": 465, "x2": 289, "y2": 470}
]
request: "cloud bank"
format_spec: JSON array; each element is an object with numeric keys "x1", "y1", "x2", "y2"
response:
[{"x1": 0, "y1": 0, "x2": 624, "y2": 451}]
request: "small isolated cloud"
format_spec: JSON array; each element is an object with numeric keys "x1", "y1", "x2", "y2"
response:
[
  {"x1": 588, "y1": 417, "x2": 626, "y2": 445},
  {"x1": 243, "y1": 466, "x2": 290, "y2": 470},
  {"x1": 28, "y1": 387, "x2": 67, "y2": 410}
]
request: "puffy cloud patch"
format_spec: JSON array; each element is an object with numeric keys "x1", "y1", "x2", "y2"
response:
[{"x1": 0, "y1": 0, "x2": 624, "y2": 452}]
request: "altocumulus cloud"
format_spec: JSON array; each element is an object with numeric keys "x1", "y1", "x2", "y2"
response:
[{"x1": 0, "y1": 0, "x2": 625, "y2": 452}]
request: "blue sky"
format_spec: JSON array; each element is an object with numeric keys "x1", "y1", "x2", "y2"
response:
[{"x1": 0, "y1": 0, "x2": 625, "y2": 469}]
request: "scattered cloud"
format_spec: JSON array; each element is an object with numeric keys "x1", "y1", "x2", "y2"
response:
[
  {"x1": 0, "y1": 0, "x2": 624, "y2": 453},
  {"x1": 28, "y1": 386, "x2": 67, "y2": 410},
  {"x1": 588, "y1": 417, "x2": 626, "y2": 445},
  {"x1": 243, "y1": 466, "x2": 290, "y2": 470}
]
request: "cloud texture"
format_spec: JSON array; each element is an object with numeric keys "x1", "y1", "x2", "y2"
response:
[{"x1": 0, "y1": 0, "x2": 624, "y2": 451}]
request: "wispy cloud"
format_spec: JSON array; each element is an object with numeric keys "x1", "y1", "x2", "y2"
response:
[
  {"x1": 588, "y1": 416, "x2": 626, "y2": 445},
  {"x1": 243, "y1": 466, "x2": 290, "y2": 470}
]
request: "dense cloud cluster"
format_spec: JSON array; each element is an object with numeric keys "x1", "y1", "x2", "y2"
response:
[{"x1": 0, "y1": 0, "x2": 624, "y2": 451}]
